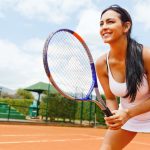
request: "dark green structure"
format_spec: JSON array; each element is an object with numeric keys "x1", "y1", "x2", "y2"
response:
[
  {"x1": 24, "y1": 81, "x2": 58, "y2": 117},
  {"x1": 0, "y1": 102, "x2": 26, "y2": 120}
]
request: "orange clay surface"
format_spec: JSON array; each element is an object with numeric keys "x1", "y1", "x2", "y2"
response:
[{"x1": 0, "y1": 124, "x2": 149, "y2": 150}]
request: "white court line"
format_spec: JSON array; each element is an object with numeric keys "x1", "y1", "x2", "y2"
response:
[
  {"x1": 0, "y1": 135, "x2": 149, "y2": 147},
  {"x1": 0, "y1": 140, "x2": 48, "y2": 144},
  {"x1": 0, "y1": 137, "x2": 103, "y2": 145},
  {"x1": 0, "y1": 137, "x2": 149, "y2": 147},
  {"x1": 0, "y1": 134, "x2": 100, "y2": 138},
  {"x1": 0, "y1": 134, "x2": 48, "y2": 137}
]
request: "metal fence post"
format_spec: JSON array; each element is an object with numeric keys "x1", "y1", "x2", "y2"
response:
[
  {"x1": 46, "y1": 84, "x2": 50, "y2": 122},
  {"x1": 8, "y1": 105, "x2": 11, "y2": 121},
  {"x1": 94, "y1": 103, "x2": 97, "y2": 128},
  {"x1": 80, "y1": 101, "x2": 84, "y2": 124}
]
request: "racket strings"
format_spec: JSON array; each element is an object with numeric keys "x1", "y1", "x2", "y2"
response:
[
  {"x1": 48, "y1": 32, "x2": 90, "y2": 72},
  {"x1": 47, "y1": 31, "x2": 93, "y2": 99},
  {"x1": 47, "y1": 40, "x2": 84, "y2": 88},
  {"x1": 49, "y1": 33, "x2": 91, "y2": 75},
  {"x1": 49, "y1": 46, "x2": 91, "y2": 93}
]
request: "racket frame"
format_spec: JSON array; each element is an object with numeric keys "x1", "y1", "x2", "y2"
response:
[{"x1": 43, "y1": 29, "x2": 112, "y2": 116}]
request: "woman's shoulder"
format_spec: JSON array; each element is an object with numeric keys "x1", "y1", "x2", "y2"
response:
[
  {"x1": 96, "y1": 52, "x2": 107, "y2": 67},
  {"x1": 95, "y1": 52, "x2": 108, "y2": 75},
  {"x1": 142, "y1": 46, "x2": 150, "y2": 61},
  {"x1": 142, "y1": 47, "x2": 150, "y2": 72}
]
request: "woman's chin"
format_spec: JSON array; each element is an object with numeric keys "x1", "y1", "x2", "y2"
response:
[
  {"x1": 103, "y1": 40, "x2": 111, "y2": 44},
  {"x1": 102, "y1": 38, "x2": 114, "y2": 44}
]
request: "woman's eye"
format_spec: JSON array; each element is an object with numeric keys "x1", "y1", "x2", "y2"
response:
[
  {"x1": 108, "y1": 21, "x2": 114, "y2": 24},
  {"x1": 100, "y1": 22, "x2": 103, "y2": 27}
]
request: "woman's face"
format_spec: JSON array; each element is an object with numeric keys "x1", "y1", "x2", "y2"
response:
[{"x1": 100, "y1": 10, "x2": 126, "y2": 44}]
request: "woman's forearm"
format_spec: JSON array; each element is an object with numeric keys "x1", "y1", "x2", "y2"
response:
[
  {"x1": 127, "y1": 99, "x2": 150, "y2": 118},
  {"x1": 106, "y1": 99, "x2": 118, "y2": 111}
]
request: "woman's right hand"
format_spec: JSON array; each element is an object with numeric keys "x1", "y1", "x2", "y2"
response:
[{"x1": 104, "y1": 109, "x2": 130, "y2": 130}]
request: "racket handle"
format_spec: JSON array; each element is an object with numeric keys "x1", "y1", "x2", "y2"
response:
[{"x1": 103, "y1": 107, "x2": 113, "y2": 117}]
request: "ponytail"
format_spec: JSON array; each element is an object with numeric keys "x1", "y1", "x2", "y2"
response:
[{"x1": 124, "y1": 38, "x2": 144, "y2": 102}]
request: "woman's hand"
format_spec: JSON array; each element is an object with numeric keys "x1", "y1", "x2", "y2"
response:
[{"x1": 104, "y1": 109, "x2": 131, "y2": 130}]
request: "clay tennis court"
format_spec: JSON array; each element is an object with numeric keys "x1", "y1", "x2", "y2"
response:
[{"x1": 0, "y1": 124, "x2": 149, "y2": 150}]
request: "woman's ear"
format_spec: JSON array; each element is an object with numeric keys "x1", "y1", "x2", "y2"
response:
[{"x1": 123, "y1": 21, "x2": 131, "y2": 33}]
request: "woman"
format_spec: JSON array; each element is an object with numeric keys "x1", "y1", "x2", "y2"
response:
[{"x1": 96, "y1": 5, "x2": 150, "y2": 150}]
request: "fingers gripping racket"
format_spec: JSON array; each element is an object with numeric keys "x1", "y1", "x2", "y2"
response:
[{"x1": 43, "y1": 29, "x2": 112, "y2": 117}]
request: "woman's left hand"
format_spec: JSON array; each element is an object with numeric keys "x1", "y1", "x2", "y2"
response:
[{"x1": 104, "y1": 109, "x2": 131, "y2": 130}]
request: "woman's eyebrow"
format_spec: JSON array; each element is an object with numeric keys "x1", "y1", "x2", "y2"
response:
[
  {"x1": 101, "y1": 18, "x2": 115, "y2": 22},
  {"x1": 100, "y1": 18, "x2": 115, "y2": 25}
]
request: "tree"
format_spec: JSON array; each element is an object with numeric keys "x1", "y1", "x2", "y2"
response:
[
  {"x1": 41, "y1": 93, "x2": 77, "y2": 122},
  {"x1": 16, "y1": 88, "x2": 34, "y2": 99}
]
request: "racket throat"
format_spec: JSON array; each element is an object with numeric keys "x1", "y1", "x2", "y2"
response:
[{"x1": 103, "y1": 107, "x2": 113, "y2": 117}]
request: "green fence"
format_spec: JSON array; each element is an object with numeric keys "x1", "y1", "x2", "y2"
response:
[
  {"x1": 0, "y1": 98, "x2": 106, "y2": 127},
  {"x1": 39, "y1": 97, "x2": 106, "y2": 126},
  {"x1": 0, "y1": 103, "x2": 27, "y2": 120}
]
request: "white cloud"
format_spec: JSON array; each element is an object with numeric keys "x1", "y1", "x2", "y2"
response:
[
  {"x1": 0, "y1": 0, "x2": 17, "y2": 9},
  {"x1": 0, "y1": 38, "x2": 47, "y2": 89},
  {"x1": 61, "y1": 0, "x2": 92, "y2": 13},
  {"x1": 16, "y1": 0, "x2": 93, "y2": 23},
  {"x1": 0, "y1": 0, "x2": 93, "y2": 24},
  {"x1": 76, "y1": 8, "x2": 109, "y2": 60},
  {"x1": 76, "y1": 9, "x2": 100, "y2": 35},
  {"x1": 22, "y1": 38, "x2": 44, "y2": 54},
  {"x1": 15, "y1": 0, "x2": 66, "y2": 23},
  {"x1": 134, "y1": 0, "x2": 150, "y2": 29}
]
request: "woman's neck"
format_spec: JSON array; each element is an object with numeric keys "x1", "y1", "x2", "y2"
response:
[{"x1": 109, "y1": 36, "x2": 127, "y2": 61}]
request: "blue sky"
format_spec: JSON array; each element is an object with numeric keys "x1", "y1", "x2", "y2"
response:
[{"x1": 0, "y1": 0, "x2": 150, "y2": 90}]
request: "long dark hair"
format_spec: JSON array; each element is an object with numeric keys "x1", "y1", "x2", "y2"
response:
[{"x1": 101, "y1": 5, "x2": 145, "y2": 102}]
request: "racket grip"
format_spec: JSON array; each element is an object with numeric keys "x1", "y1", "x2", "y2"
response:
[{"x1": 103, "y1": 107, "x2": 113, "y2": 117}]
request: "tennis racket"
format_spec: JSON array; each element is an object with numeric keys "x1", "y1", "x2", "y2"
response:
[{"x1": 43, "y1": 29, "x2": 112, "y2": 117}]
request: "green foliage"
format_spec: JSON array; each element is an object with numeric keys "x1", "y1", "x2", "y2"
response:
[
  {"x1": 40, "y1": 93, "x2": 106, "y2": 125},
  {"x1": 41, "y1": 94, "x2": 77, "y2": 122},
  {"x1": 0, "y1": 98, "x2": 33, "y2": 115},
  {"x1": 0, "y1": 94, "x2": 112, "y2": 126},
  {"x1": 74, "y1": 101, "x2": 105, "y2": 125},
  {"x1": 16, "y1": 89, "x2": 34, "y2": 99}
]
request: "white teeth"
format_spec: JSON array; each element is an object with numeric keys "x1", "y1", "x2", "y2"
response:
[{"x1": 103, "y1": 33, "x2": 110, "y2": 38}]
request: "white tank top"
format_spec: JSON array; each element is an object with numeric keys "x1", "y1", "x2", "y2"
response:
[{"x1": 106, "y1": 52, "x2": 150, "y2": 132}]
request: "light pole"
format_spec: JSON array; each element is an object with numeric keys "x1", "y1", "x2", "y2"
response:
[{"x1": 0, "y1": 87, "x2": 2, "y2": 98}]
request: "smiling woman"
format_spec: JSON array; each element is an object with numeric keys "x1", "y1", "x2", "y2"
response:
[
  {"x1": 96, "y1": 4, "x2": 150, "y2": 150},
  {"x1": 99, "y1": 10, "x2": 128, "y2": 44}
]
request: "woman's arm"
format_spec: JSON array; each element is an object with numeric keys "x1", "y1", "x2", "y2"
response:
[
  {"x1": 96, "y1": 54, "x2": 121, "y2": 129},
  {"x1": 126, "y1": 99, "x2": 150, "y2": 118},
  {"x1": 96, "y1": 54, "x2": 118, "y2": 111}
]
